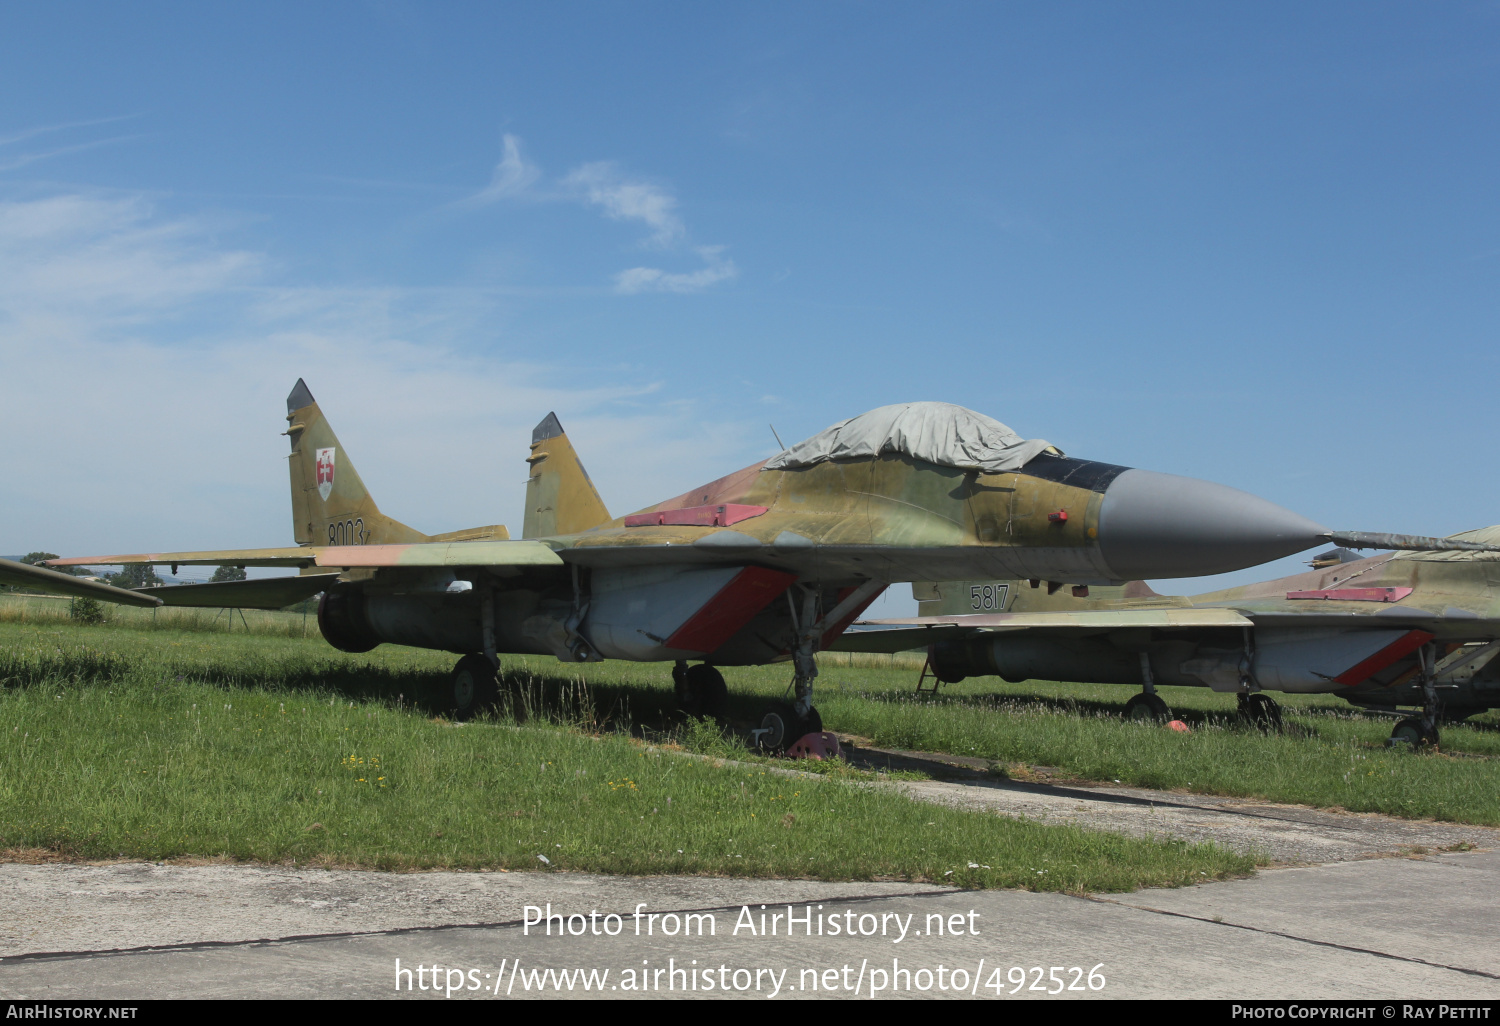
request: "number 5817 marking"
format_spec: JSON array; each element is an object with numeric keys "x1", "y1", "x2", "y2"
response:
[{"x1": 969, "y1": 583, "x2": 1009, "y2": 611}]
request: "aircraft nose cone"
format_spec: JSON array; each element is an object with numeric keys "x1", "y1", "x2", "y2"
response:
[{"x1": 1097, "y1": 469, "x2": 1329, "y2": 580}]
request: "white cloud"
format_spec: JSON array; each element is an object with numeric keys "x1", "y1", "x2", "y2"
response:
[
  {"x1": 468, "y1": 133, "x2": 541, "y2": 205},
  {"x1": 614, "y1": 246, "x2": 738, "y2": 294},
  {"x1": 0, "y1": 192, "x2": 763, "y2": 557},
  {"x1": 0, "y1": 195, "x2": 260, "y2": 321},
  {"x1": 463, "y1": 135, "x2": 735, "y2": 292},
  {"x1": 562, "y1": 161, "x2": 683, "y2": 246}
]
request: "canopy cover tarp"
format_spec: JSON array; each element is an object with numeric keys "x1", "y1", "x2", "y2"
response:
[{"x1": 763, "y1": 402, "x2": 1053, "y2": 474}]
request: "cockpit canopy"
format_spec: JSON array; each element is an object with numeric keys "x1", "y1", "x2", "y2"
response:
[{"x1": 763, "y1": 402, "x2": 1054, "y2": 474}]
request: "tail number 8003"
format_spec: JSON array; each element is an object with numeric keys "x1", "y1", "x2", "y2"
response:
[{"x1": 328, "y1": 518, "x2": 367, "y2": 546}]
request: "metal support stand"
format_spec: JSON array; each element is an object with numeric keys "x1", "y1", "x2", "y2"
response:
[{"x1": 914, "y1": 653, "x2": 941, "y2": 694}]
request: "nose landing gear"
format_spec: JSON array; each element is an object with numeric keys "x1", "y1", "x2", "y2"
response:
[{"x1": 1388, "y1": 643, "x2": 1445, "y2": 750}]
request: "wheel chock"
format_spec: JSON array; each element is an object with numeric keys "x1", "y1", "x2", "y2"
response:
[{"x1": 787, "y1": 732, "x2": 842, "y2": 760}]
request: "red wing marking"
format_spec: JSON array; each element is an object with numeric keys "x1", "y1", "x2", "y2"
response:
[
  {"x1": 1335, "y1": 630, "x2": 1434, "y2": 687},
  {"x1": 1286, "y1": 587, "x2": 1414, "y2": 603},
  {"x1": 623, "y1": 504, "x2": 769, "y2": 528},
  {"x1": 665, "y1": 566, "x2": 798, "y2": 654}
]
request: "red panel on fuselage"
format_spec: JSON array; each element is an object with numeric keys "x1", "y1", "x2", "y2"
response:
[
  {"x1": 1335, "y1": 629, "x2": 1434, "y2": 686},
  {"x1": 666, "y1": 566, "x2": 799, "y2": 654}
]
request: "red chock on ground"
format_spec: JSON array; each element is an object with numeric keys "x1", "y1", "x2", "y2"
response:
[
  {"x1": 1166, "y1": 720, "x2": 1191, "y2": 733},
  {"x1": 787, "y1": 732, "x2": 842, "y2": 760}
]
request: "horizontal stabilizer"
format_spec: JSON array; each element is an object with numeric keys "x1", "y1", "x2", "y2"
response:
[
  {"x1": 1327, "y1": 531, "x2": 1500, "y2": 554},
  {"x1": 315, "y1": 541, "x2": 564, "y2": 568},
  {"x1": 141, "y1": 575, "x2": 334, "y2": 610},
  {"x1": 0, "y1": 557, "x2": 163, "y2": 607}
]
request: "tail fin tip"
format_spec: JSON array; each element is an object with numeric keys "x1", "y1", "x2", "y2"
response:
[
  {"x1": 287, "y1": 379, "x2": 315, "y2": 416},
  {"x1": 533, "y1": 412, "x2": 564, "y2": 444}
]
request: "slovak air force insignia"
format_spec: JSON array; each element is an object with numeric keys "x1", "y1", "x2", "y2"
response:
[{"x1": 315, "y1": 447, "x2": 336, "y2": 501}]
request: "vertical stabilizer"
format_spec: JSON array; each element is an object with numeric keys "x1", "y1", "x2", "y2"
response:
[
  {"x1": 285, "y1": 380, "x2": 429, "y2": 547},
  {"x1": 523, "y1": 413, "x2": 611, "y2": 538}
]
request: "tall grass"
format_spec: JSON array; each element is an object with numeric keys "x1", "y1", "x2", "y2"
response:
[
  {"x1": 0, "y1": 593, "x2": 315, "y2": 638},
  {"x1": 6, "y1": 597, "x2": 1494, "y2": 827},
  {"x1": 0, "y1": 620, "x2": 1254, "y2": 889}
]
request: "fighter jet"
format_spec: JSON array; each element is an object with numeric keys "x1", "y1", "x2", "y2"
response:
[
  {"x1": 0, "y1": 556, "x2": 162, "y2": 608},
  {"x1": 841, "y1": 536, "x2": 1500, "y2": 748},
  {"x1": 46, "y1": 381, "x2": 1500, "y2": 749}
]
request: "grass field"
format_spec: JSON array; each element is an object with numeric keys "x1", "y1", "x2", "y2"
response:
[
  {"x1": 0, "y1": 602, "x2": 1255, "y2": 891},
  {"x1": 3, "y1": 587, "x2": 1498, "y2": 880}
]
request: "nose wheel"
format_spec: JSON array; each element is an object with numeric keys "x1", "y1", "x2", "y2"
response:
[
  {"x1": 753, "y1": 705, "x2": 823, "y2": 752},
  {"x1": 1389, "y1": 716, "x2": 1439, "y2": 749}
]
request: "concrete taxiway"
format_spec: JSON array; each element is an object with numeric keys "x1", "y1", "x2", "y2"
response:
[
  {"x1": 2, "y1": 844, "x2": 1497, "y2": 998},
  {"x1": 4, "y1": 747, "x2": 1497, "y2": 1000}
]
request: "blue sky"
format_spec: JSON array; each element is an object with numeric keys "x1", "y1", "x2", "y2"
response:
[{"x1": 2, "y1": 2, "x2": 1498, "y2": 613}]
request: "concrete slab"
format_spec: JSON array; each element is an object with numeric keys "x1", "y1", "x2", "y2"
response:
[
  {"x1": 2, "y1": 853, "x2": 1497, "y2": 1000},
  {"x1": 839, "y1": 742, "x2": 1500, "y2": 864}
]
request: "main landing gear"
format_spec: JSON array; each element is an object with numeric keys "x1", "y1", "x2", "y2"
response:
[
  {"x1": 449, "y1": 653, "x2": 501, "y2": 721},
  {"x1": 1237, "y1": 691, "x2": 1282, "y2": 730},
  {"x1": 1123, "y1": 652, "x2": 1173, "y2": 723},
  {"x1": 1123, "y1": 692, "x2": 1171, "y2": 723},
  {"x1": 673, "y1": 661, "x2": 729, "y2": 719}
]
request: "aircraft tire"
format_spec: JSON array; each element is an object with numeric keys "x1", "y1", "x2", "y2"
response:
[
  {"x1": 1388, "y1": 717, "x2": 1435, "y2": 749},
  {"x1": 798, "y1": 706, "x2": 823, "y2": 736},
  {"x1": 1124, "y1": 693, "x2": 1171, "y2": 724},
  {"x1": 450, "y1": 654, "x2": 499, "y2": 721},
  {"x1": 754, "y1": 705, "x2": 824, "y2": 753},
  {"x1": 681, "y1": 664, "x2": 729, "y2": 719},
  {"x1": 755, "y1": 707, "x2": 794, "y2": 752},
  {"x1": 1241, "y1": 693, "x2": 1282, "y2": 731}
]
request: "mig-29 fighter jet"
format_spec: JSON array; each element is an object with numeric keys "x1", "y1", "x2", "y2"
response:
[
  {"x1": 843, "y1": 536, "x2": 1500, "y2": 748},
  {"x1": 48, "y1": 381, "x2": 1500, "y2": 749}
]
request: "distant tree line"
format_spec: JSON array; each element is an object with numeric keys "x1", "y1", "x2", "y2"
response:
[{"x1": 2, "y1": 552, "x2": 245, "y2": 591}]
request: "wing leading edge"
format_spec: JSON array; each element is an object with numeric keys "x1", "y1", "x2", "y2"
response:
[
  {"x1": 46, "y1": 540, "x2": 565, "y2": 571},
  {"x1": 0, "y1": 557, "x2": 163, "y2": 608}
]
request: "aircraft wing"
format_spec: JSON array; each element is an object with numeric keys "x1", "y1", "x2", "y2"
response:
[
  {"x1": 312, "y1": 542, "x2": 564, "y2": 568},
  {"x1": 46, "y1": 547, "x2": 321, "y2": 569},
  {"x1": 47, "y1": 540, "x2": 565, "y2": 572},
  {"x1": 1197, "y1": 605, "x2": 1500, "y2": 637},
  {"x1": 0, "y1": 557, "x2": 163, "y2": 608},
  {"x1": 143, "y1": 575, "x2": 336, "y2": 610},
  {"x1": 831, "y1": 607, "x2": 1254, "y2": 652}
]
